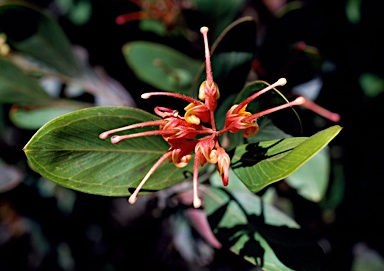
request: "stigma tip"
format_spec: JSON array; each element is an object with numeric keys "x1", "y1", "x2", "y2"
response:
[
  {"x1": 128, "y1": 195, "x2": 137, "y2": 204},
  {"x1": 277, "y1": 78, "x2": 287, "y2": 86},
  {"x1": 294, "y1": 96, "x2": 306, "y2": 105},
  {"x1": 141, "y1": 93, "x2": 150, "y2": 99},
  {"x1": 193, "y1": 197, "x2": 202, "y2": 208},
  {"x1": 200, "y1": 26, "x2": 208, "y2": 34},
  {"x1": 99, "y1": 132, "x2": 109, "y2": 139},
  {"x1": 111, "y1": 135, "x2": 121, "y2": 144}
]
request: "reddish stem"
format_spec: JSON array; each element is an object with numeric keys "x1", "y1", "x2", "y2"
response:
[
  {"x1": 234, "y1": 78, "x2": 287, "y2": 114},
  {"x1": 142, "y1": 92, "x2": 202, "y2": 105},
  {"x1": 200, "y1": 27, "x2": 213, "y2": 85},
  {"x1": 192, "y1": 151, "x2": 202, "y2": 208},
  {"x1": 301, "y1": 97, "x2": 340, "y2": 122},
  {"x1": 128, "y1": 151, "x2": 173, "y2": 204},
  {"x1": 99, "y1": 120, "x2": 166, "y2": 139},
  {"x1": 245, "y1": 96, "x2": 305, "y2": 122}
]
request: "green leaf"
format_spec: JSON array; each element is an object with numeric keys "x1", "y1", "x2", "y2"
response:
[
  {"x1": 23, "y1": 106, "x2": 192, "y2": 196},
  {"x1": 0, "y1": 57, "x2": 52, "y2": 104},
  {"x1": 346, "y1": 0, "x2": 362, "y2": 24},
  {"x1": 285, "y1": 147, "x2": 330, "y2": 202},
  {"x1": 123, "y1": 41, "x2": 201, "y2": 94},
  {"x1": 9, "y1": 100, "x2": 91, "y2": 129},
  {"x1": 359, "y1": 72, "x2": 384, "y2": 98},
  {"x1": 230, "y1": 125, "x2": 342, "y2": 193},
  {"x1": 204, "y1": 186, "x2": 325, "y2": 270},
  {"x1": 248, "y1": 118, "x2": 293, "y2": 143},
  {"x1": 0, "y1": 2, "x2": 81, "y2": 77},
  {"x1": 139, "y1": 19, "x2": 167, "y2": 36},
  {"x1": 67, "y1": 0, "x2": 92, "y2": 26}
]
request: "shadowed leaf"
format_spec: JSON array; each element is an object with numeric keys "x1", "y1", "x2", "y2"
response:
[
  {"x1": 204, "y1": 186, "x2": 325, "y2": 270},
  {"x1": 0, "y1": 57, "x2": 52, "y2": 104},
  {"x1": 230, "y1": 125, "x2": 341, "y2": 192},
  {"x1": 0, "y1": 2, "x2": 81, "y2": 76}
]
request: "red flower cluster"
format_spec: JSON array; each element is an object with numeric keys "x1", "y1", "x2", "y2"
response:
[
  {"x1": 115, "y1": 0, "x2": 189, "y2": 28},
  {"x1": 100, "y1": 27, "x2": 333, "y2": 208}
]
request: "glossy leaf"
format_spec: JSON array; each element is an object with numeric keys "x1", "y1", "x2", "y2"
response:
[
  {"x1": 123, "y1": 41, "x2": 201, "y2": 94},
  {"x1": 230, "y1": 125, "x2": 342, "y2": 193},
  {"x1": 9, "y1": 101, "x2": 91, "y2": 130},
  {"x1": 0, "y1": 2, "x2": 81, "y2": 77},
  {"x1": 285, "y1": 146, "x2": 330, "y2": 202},
  {"x1": 23, "y1": 106, "x2": 192, "y2": 196},
  {"x1": 0, "y1": 57, "x2": 52, "y2": 104},
  {"x1": 204, "y1": 185, "x2": 325, "y2": 270}
]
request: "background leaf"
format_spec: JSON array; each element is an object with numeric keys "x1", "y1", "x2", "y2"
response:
[
  {"x1": 123, "y1": 41, "x2": 201, "y2": 94},
  {"x1": 23, "y1": 106, "x2": 192, "y2": 197},
  {"x1": 285, "y1": 146, "x2": 330, "y2": 202},
  {"x1": 9, "y1": 101, "x2": 91, "y2": 130},
  {"x1": 0, "y1": 2, "x2": 82, "y2": 77},
  {"x1": 231, "y1": 125, "x2": 342, "y2": 193},
  {"x1": 0, "y1": 57, "x2": 52, "y2": 104}
]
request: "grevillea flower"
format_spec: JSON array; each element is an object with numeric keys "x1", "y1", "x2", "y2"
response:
[
  {"x1": 100, "y1": 26, "x2": 340, "y2": 208},
  {"x1": 115, "y1": 0, "x2": 191, "y2": 29}
]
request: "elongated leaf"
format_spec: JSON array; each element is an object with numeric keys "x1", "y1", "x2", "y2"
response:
[
  {"x1": 123, "y1": 41, "x2": 201, "y2": 94},
  {"x1": 9, "y1": 100, "x2": 91, "y2": 129},
  {"x1": 0, "y1": 57, "x2": 52, "y2": 104},
  {"x1": 230, "y1": 125, "x2": 342, "y2": 192},
  {"x1": 204, "y1": 186, "x2": 325, "y2": 270},
  {"x1": 285, "y1": 146, "x2": 330, "y2": 202},
  {"x1": 23, "y1": 106, "x2": 192, "y2": 196},
  {"x1": 0, "y1": 3, "x2": 81, "y2": 77}
]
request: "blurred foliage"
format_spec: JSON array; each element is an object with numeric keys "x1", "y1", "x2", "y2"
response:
[{"x1": 1, "y1": 0, "x2": 384, "y2": 271}]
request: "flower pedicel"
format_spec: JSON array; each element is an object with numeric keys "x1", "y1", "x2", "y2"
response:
[{"x1": 100, "y1": 26, "x2": 340, "y2": 208}]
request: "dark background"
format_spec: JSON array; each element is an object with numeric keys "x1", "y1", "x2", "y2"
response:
[{"x1": 1, "y1": 0, "x2": 384, "y2": 270}]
